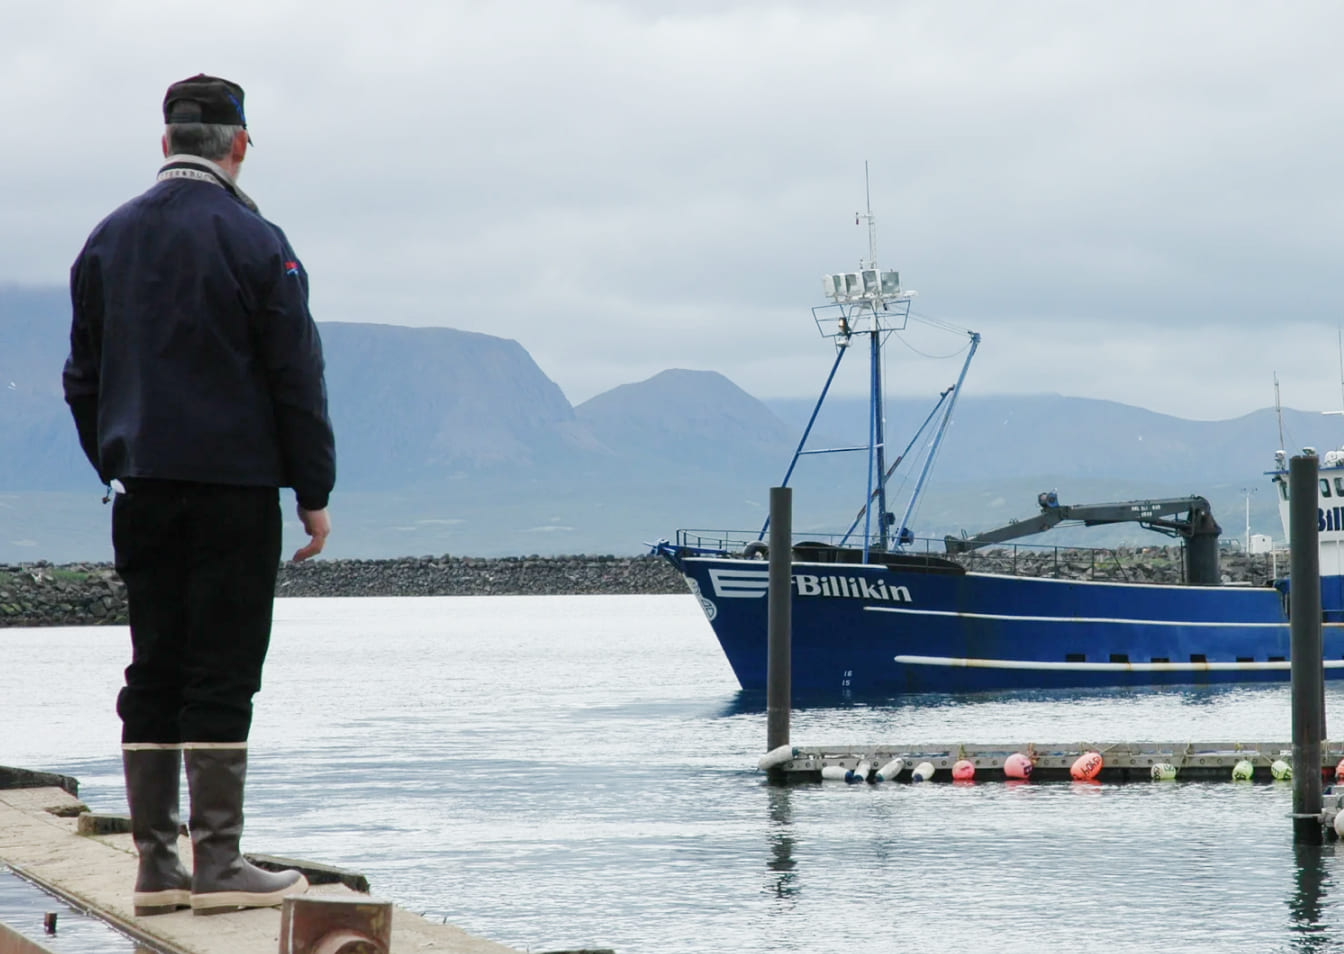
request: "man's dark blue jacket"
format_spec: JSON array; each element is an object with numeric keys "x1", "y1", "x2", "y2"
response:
[{"x1": 62, "y1": 173, "x2": 336, "y2": 511}]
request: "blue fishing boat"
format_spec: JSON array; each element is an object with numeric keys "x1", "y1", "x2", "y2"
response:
[{"x1": 654, "y1": 189, "x2": 1344, "y2": 697}]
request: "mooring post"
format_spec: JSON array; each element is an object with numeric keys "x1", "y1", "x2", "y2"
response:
[
  {"x1": 766, "y1": 487, "x2": 792, "y2": 752},
  {"x1": 1289, "y1": 454, "x2": 1324, "y2": 844}
]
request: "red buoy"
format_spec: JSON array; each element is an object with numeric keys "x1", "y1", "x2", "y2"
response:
[{"x1": 1070, "y1": 751, "x2": 1103, "y2": 781}]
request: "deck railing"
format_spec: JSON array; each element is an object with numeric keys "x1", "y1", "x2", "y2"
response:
[{"x1": 671, "y1": 530, "x2": 1278, "y2": 586}]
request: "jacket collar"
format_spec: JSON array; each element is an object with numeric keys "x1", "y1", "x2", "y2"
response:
[{"x1": 157, "y1": 155, "x2": 259, "y2": 213}]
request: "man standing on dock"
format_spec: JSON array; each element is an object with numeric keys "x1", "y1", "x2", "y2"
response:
[{"x1": 62, "y1": 74, "x2": 336, "y2": 915}]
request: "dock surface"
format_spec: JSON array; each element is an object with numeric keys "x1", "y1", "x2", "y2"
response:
[{"x1": 0, "y1": 786, "x2": 523, "y2": 954}]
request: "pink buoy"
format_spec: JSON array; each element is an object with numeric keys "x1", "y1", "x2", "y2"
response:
[
  {"x1": 1336, "y1": 758, "x2": 1344, "y2": 782},
  {"x1": 1004, "y1": 753, "x2": 1033, "y2": 780},
  {"x1": 1071, "y1": 751, "x2": 1103, "y2": 781},
  {"x1": 952, "y1": 759, "x2": 975, "y2": 781}
]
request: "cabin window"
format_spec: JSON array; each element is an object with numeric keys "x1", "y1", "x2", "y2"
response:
[
  {"x1": 1269, "y1": 655, "x2": 1285, "y2": 662},
  {"x1": 1065, "y1": 653, "x2": 1085, "y2": 662},
  {"x1": 1151, "y1": 657, "x2": 1169, "y2": 663},
  {"x1": 1335, "y1": 477, "x2": 1344, "y2": 496},
  {"x1": 1237, "y1": 656, "x2": 1252, "y2": 662},
  {"x1": 1109, "y1": 653, "x2": 1129, "y2": 663},
  {"x1": 1322, "y1": 479, "x2": 1333, "y2": 498},
  {"x1": 1190, "y1": 653, "x2": 1207, "y2": 663}
]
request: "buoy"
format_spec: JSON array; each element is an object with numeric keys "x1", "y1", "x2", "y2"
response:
[
  {"x1": 1003, "y1": 753, "x2": 1032, "y2": 780},
  {"x1": 845, "y1": 760, "x2": 872, "y2": 784},
  {"x1": 1070, "y1": 751, "x2": 1103, "y2": 781},
  {"x1": 1231, "y1": 759, "x2": 1254, "y2": 781},
  {"x1": 911, "y1": 761, "x2": 936, "y2": 782},
  {"x1": 1336, "y1": 758, "x2": 1344, "y2": 782},
  {"x1": 1335, "y1": 811, "x2": 1344, "y2": 839},
  {"x1": 1272, "y1": 759, "x2": 1293, "y2": 781},
  {"x1": 874, "y1": 757, "x2": 905, "y2": 781},
  {"x1": 820, "y1": 765, "x2": 849, "y2": 781},
  {"x1": 952, "y1": 759, "x2": 975, "y2": 781},
  {"x1": 1150, "y1": 763, "x2": 1178, "y2": 781},
  {"x1": 757, "y1": 744, "x2": 795, "y2": 771}
]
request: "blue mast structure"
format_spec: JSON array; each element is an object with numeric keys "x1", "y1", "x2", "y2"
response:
[{"x1": 764, "y1": 164, "x2": 980, "y2": 558}]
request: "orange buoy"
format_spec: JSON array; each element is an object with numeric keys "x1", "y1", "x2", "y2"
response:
[
  {"x1": 1070, "y1": 751, "x2": 1103, "y2": 781},
  {"x1": 952, "y1": 759, "x2": 975, "y2": 781},
  {"x1": 1004, "y1": 752, "x2": 1033, "y2": 780}
]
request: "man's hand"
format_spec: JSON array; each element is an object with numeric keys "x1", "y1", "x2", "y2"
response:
[{"x1": 293, "y1": 506, "x2": 331, "y2": 562}]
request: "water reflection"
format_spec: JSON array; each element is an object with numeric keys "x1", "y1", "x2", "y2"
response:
[
  {"x1": 764, "y1": 787, "x2": 799, "y2": 907},
  {"x1": 1288, "y1": 843, "x2": 1333, "y2": 952}
]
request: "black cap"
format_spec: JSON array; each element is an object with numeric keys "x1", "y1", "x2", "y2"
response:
[{"x1": 162, "y1": 74, "x2": 248, "y2": 129}]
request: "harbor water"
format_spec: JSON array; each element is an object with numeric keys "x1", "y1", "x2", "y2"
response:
[{"x1": 4, "y1": 594, "x2": 1344, "y2": 952}]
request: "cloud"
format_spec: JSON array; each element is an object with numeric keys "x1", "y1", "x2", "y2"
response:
[{"x1": 7, "y1": 1, "x2": 1344, "y2": 417}]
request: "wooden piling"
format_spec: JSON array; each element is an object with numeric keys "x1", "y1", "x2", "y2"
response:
[
  {"x1": 1290, "y1": 454, "x2": 1325, "y2": 843},
  {"x1": 766, "y1": 487, "x2": 792, "y2": 753}
]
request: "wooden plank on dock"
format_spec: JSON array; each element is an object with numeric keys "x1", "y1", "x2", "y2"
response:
[{"x1": 0, "y1": 786, "x2": 522, "y2": 954}]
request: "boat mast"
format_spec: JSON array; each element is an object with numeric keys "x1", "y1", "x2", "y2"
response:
[{"x1": 857, "y1": 161, "x2": 890, "y2": 551}]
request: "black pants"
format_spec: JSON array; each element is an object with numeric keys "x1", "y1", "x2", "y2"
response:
[{"x1": 112, "y1": 481, "x2": 282, "y2": 745}]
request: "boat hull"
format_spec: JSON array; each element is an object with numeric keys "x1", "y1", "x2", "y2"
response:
[{"x1": 672, "y1": 555, "x2": 1342, "y2": 696}]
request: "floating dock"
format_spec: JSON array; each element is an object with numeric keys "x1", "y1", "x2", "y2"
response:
[
  {"x1": 764, "y1": 740, "x2": 1344, "y2": 783},
  {"x1": 0, "y1": 772, "x2": 528, "y2": 954}
]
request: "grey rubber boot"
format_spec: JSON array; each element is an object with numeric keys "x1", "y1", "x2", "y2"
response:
[
  {"x1": 184, "y1": 746, "x2": 307, "y2": 915},
  {"x1": 122, "y1": 747, "x2": 191, "y2": 916}
]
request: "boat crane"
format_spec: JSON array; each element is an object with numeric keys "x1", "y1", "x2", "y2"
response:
[{"x1": 943, "y1": 492, "x2": 1223, "y2": 585}]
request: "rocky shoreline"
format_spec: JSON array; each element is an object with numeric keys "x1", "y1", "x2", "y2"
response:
[
  {"x1": 0, "y1": 555, "x2": 690, "y2": 627},
  {"x1": 0, "y1": 547, "x2": 1282, "y2": 628}
]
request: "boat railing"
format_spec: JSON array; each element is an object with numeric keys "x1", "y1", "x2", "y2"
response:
[
  {"x1": 671, "y1": 529, "x2": 1204, "y2": 584},
  {"x1": 930, "y1": 540, "x2": 1148, "y2": 583}
]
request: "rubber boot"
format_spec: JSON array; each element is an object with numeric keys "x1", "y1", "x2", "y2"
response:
[
  {"x1": 122, "y1": 747, "x2": 191, "y2": 916},
  {"x1": 184, "y1": 746, "x2": 307, "y2": 915}
]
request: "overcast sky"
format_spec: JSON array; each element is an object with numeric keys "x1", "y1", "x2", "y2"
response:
[{"x1": 5, "y1": 1, "x2": 1343, "y2": 421}]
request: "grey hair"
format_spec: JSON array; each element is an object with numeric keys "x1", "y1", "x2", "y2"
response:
[{"x1": 164, "y1": 123, "x2": 244, "y2": 161}]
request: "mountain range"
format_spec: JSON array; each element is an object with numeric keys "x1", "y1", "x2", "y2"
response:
[{"x1": 1, "y1": 283, "x2": 1327, "y2": 563}]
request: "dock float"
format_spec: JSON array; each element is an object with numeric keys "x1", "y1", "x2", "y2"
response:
[
  {"x1": 0, "y1": 776, "x2": 526, "y2": 954},
  {"x1": 761, "y1": 740, "x2": 1344, "y2": 784}
]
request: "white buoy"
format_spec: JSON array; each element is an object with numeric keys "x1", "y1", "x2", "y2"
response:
[
  {"x1": 757, "y1": 744, "x2": 796, "y2": 771},
  {"x1": 1150, "y1": 763, "x2": 1178, "y2": 781},
  {"x1": 911, "y1": 761, "x2": 936, "y2": 782},
  {"x1": 1272, "y1": 759, "x2": 1293, "y2": 781},
  {"x1": 820, "y1": 765, "x2": 849, "y2": 781},
  {"x1": 874, "y1": 757, "x2": 905, "y2": 781},
  {"x1": 845, "y1": 760, "x2": 872, "y2": 784},
  {"x1": 1334, "y1": 811, "x2": 1344, "y2": 839},
  {"x1": 1232, "y1": 759, "x2": 1254, "y2": 781}
]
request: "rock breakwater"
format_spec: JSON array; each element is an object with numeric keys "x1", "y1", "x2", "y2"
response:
[
  {"x1": 0, "y1": 546, "x2": 1283, "y2": 628},
  {"x1": 0, "y1": 555, "x2": 687, "y2": 627}
]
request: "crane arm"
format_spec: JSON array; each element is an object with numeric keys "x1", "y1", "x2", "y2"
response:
[{"x1": 944, "y1": 492, "x2": 1222, "y2": 555}]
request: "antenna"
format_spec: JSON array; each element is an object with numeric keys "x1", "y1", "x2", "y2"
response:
[
  {"x1": 1275, "y1": 371, "x2": 1286, "y2": 452},
  {"x1": 857, "y1": 160, "x2": 877, "y2": 269},
  {"x1": 1337, "y1": 326, "x2": 1343, "y2": 414}
]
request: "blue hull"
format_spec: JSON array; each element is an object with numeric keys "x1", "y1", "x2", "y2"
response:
[{"x1": 671, "y1": 555, "x2": 1344, "y2": 695}]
